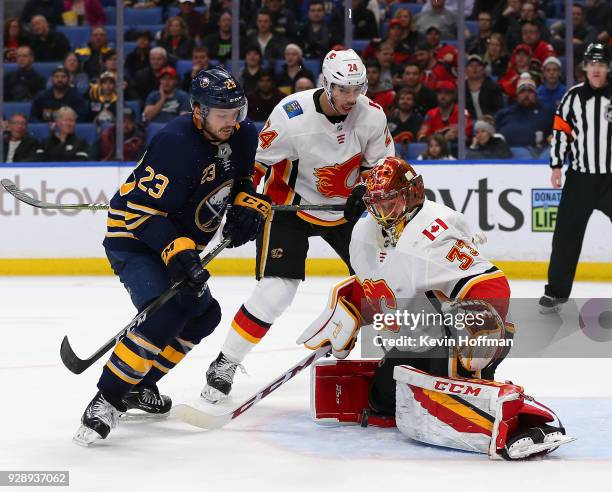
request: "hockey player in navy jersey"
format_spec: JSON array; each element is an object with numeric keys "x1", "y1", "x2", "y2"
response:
[{"x1": 73, "y1": 68, "x2": 271, "y2": 446}]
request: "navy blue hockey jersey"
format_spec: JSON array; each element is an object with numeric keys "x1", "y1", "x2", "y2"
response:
[{"x1": 103, "y1": 114, "x2": 258, "y2": 255}]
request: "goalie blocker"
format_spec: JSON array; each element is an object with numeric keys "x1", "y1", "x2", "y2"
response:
[{"x1": 310, "y1": 360, "x2": 575, "y2": 460}]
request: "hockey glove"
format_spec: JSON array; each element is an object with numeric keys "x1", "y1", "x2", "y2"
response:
[
  {"x1": 163, "y1": 237, "x2": 210, "y2": 295},
  {"x1": 223, "y1": 181, "x2": 271, "y2": 248},
  {"x1": 344, "y1": 183, "x2": 367, "y2": 221}
]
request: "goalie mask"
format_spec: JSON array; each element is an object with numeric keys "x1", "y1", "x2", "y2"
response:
[{"x1": 364, "y1": 157, "x2": 425, "y2": 244}]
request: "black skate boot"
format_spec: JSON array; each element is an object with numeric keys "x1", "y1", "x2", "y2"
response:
[
  {"x1": 201, "y1": 352, "x2": 244, "y2": 403},
  {"x1": 73, "y1": 391, "x2": 126, "y2": 446},
  {"x1": 122, "y1": 384, "x2": 172, "y2": 419},
  {"x1": 538, "y1": 295, "x2": 568, "y2": 314}
]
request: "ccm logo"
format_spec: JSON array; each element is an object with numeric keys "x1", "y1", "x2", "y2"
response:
[{"x1": 434, "y1": 381, "x2": 482, "y2": 396}]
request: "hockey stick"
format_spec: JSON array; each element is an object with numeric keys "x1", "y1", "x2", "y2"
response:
[
  {"x1": 173, "y1": 345, "x2": 331, "y2": 430},
  {"x1": 1, "y1": 179, "x2": 343, "y2": 212},
  {"x1": 60, "y1": 237, "x2": 232, "y2": 374}
]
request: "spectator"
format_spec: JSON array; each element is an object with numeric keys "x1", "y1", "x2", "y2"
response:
[
  {"x1": 365, "y1": 61, "x2": 395, "y2": 115},
  {"x1": 550, "y1": 4, "x2": 598, "y2": 59},
  {"x1": 294, "y1": 76, "x2": 314, "y2": 92},
  {"x1": 483, "y1": 33, "x2": 510, "y2": 78},
  {"x1": 466, "y1": 116, "x2": 512, "y2": 159},
  {"x1": 415, "y1": 0, "x2": 457, "y2": 39},
  {"x1": 466, "y1": 11, "x2": 493, "y2": 56},
  {"x1": 238, "y1": 45, "x2": 264, "y2": 95},
  {"x1": 497, "y1": 0, "x2": 550, "y2": 51},
  {"x1": 246, "y1": 10, "x2": 287, "y2": 62},
  {"x1": 398, "y1": 62, "x2": 438, "y2": 117},
  {"x1": 177, "y1": 0, "x2": 209, "y2": 44},
  {"x1": 495, "y1": 76, "x2": 554, "y2": 148},
  {"x1": 499, "y1": 43, "x2": 533, "y2": 99},
  {"x1": 88, "y1": 71, "x2": 117, "y2": 125},
  {"x1": 159, "y1": 16, "x2": 195, "y2": 60},
  {"x1": 132, "y1": 47, "x2": 169, "y2": 104},
  {"x1": 27, "y1": 15, "x2": 70, "y2": 61},
  {"x1": 2, "y1": 113, "x2": 41, "y2": 162},
  {"x1": 492, "y1": 0, "x2": 521, "y2": 37},
  {"x1": 363, "y1": 19, "x2": 413, "y2": 66},
  {"x1": 417, "y1": 134, "x2": 455, "y2": 160},
  {"x1": 520, "y1": 20, "x2": 556, "y2": 65},
  {"x1": 352, "y1": 0, "x2": 378, "y2": 39},
  {"x1": 387, "y1": 89, "x2": 423, "y2": 144},
  {"x1": 97, "y1": 107, "x2": 145, "y2": 161},
  {"x1": 31, "y1": 66, "x2": 89, "y2": 121},
  {"x1": 275, "y1": 44, "x2": 315, "y2": 95},
  {"x1": 203, "y1": 11, "x2": 234, "y2": 62},
  {"x1": 21, "y1": 0, "x2": 64, "y2": 27},
  {"x1": 75, "y1": 26, "x2": 113, "y2": 80},
  {"x1": 418, "y1": 80, "x2": 473, "y2": 143},
  {"x1": 55, "y1": 51, "x2": 90, "y2": 95},
  {"x1": 419, "y1": 0, "x2": 475, "y2": 16},
  {"x1": 125, "y1": 30, "x2": 152, "y2": 77},
  {"x1": 4, "y1": 17, "x2": 29, "y2": 62},
  {"x1": 465, "y1": 54, "x2": 504, "y2": 120},
  {"x1": 124, "y1": 0, "x2": 160, "y2": 6},
  {"x1": 181, "y1": 47, "x2": 216, "y2": 93},
  {"x1": 37, "y1": 106, "x2": 91, "y2": 161},
  {"x1": 143, "y1": 66, "x2": 191, "y2": 123},
  {"x1": 4, "y1": 46, "x2": 46, "y2": 101},
  {"x1": 425, "y1": 25, "x2": 458, "y2": 68},
  {"x1": 583, "y1": 0, "x2": 612, "y2": 40},
  {"x1": 264, "y1": 0, "x2": 298, "y2": 41},
  {"x1": 394, "y1": 7, "x2": 425, "y2": 49},
  {"x1": 375, "y1": 42, "x2": 402, "y2": 91},
  {"x1": 413, "y1": 41, "x2": 455, "y2": 91},
  {"x1": 537, "y1": 56, "x2": 566, "y2": 110},
  {"x1": 62, "y1": 0, "x2": 105, "y2": 27},
  {"x1": 299, "y1": 0, "x2": 336, "y2": 60},
  {"x1": 246, "y1": 69, "x2": 285, "y2": 122}
]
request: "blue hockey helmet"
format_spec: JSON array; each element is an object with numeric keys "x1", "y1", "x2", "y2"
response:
[{"x1": 190, "y1": 68, "x2": 248, "y2": 123}]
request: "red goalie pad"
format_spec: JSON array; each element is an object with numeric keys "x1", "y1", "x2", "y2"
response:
[{"x1": 311, "y1": 359, "x2": 396, "y2": 427}]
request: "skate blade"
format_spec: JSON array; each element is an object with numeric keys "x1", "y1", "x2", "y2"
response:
[
  {"x1": 73, "y1": 425, "x2": 103, "y2": 447},
  {"x1": 119, "y1": 410, "x2": 171, "y2": 422},
  {"x1": 539, "y1": 304, "x2": 563, "y2": 315},
  {"x1": 200, "y1": 385, "x2": 229, "y2": 404},
  {"x1": 507, "y1": 435, "x2": 576, "y2": 459}
]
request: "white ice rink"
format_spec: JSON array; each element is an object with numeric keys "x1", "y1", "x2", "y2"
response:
[{"x1": 1, "y1": 276, "x2": 612, "y2": 491}]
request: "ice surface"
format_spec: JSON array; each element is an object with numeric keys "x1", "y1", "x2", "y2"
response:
[{"x1": 1, "y1": 277, "x2": 611, "y2": 491}]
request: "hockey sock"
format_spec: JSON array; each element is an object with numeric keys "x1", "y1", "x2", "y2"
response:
[
  {"x1": 139, "y1": 337, "x2": 194, "y2": 385},
  {"x1": 98, "y1": 329, "x2": 162, "y2": 398},
  {"x1": 221, "y1": 305, "x2": 272, "y2": 362}
]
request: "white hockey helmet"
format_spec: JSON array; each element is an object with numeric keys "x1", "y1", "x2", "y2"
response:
[{"x1": 321, "y1": 49, "x2": 368, "y2": 106}]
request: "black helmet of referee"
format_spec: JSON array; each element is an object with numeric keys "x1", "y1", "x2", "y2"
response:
[{"x1": 583, "y1": 43, "x2": 610, "y2": 65}]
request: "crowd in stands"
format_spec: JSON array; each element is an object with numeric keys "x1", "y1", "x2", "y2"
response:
[{"x1": 2, "y1": 0, "x2": 612, "y2": 163}]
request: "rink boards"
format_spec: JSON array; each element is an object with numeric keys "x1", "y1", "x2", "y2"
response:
[{"x1": 0, "y1": 160, "x2": 611, "y2": 279}]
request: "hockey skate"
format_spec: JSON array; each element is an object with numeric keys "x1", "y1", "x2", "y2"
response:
[
  {"x1": 201, "y1": 352, "x2": 245, "y2": 403},
  {"x1": 121, "y1": 384, "x2": 172, "y2": 420},
  {"x1": 73, "y1": 391, "x2": 126, "y2": 446},
  {"x1": 501, "y1": 425, "x2": 576, "y2": 460},
  {"x1": 539, "y1": 295, "x2": 568, "y2": 314}
]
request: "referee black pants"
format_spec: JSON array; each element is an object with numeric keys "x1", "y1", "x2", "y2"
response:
[{"x1": 545, "y1": 169, "x2": 612, "y2": 298}]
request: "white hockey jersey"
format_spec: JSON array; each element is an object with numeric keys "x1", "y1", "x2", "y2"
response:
[
  {"x1": 254, "y1": 88, "x2": 395, "y2": 225},
  {"x1": 350, "y1": 199, "x2": 504, "y2": 311}
]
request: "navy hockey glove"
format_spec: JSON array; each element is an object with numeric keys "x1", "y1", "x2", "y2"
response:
[
  {"x1": 223, "y1": 181, "x2": 271, "y2": 248},
  {"x1": 162, "y1": 237, "x2": 210, "y2": 294},
  {"x1": 344, "y1": 183, "x2": 367, "y2": 221}
]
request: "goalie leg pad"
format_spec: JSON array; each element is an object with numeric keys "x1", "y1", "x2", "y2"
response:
[{"x1": 393, "y1": 365, "x2": 575, "y2": 459}]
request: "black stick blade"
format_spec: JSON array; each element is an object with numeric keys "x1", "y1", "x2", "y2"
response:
[{"x1": 60, "y1": 336, "x2": 87, "y2": 374}]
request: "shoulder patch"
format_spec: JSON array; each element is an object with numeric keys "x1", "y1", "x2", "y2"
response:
[
  {"x1": 422, "y1": 218, "x2": 448, "y2": 241},
  {"x1": 283, "y1": 100, "x2": 303, "y2": 118}
]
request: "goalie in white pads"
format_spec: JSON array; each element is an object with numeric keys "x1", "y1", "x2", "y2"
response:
[{"x1": 297, "y1": 156, "x2": 574, "y2": 460}]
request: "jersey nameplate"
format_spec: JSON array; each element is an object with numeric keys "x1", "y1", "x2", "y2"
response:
[{"x1": 283, "y1": 100, "x2": 303, "y2": 118}]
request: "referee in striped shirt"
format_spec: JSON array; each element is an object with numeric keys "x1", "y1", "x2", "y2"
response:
[{"x1": 540, "y1": 43, "x2": 612, "y2": 313}]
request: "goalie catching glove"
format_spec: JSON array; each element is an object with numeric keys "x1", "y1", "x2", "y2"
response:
[
  {"x1": 297, "y1": 276, "x2": 362, "y2": 359},
  {"x1": 223, "y1": 178, "x2": 271, "y2": 248}
]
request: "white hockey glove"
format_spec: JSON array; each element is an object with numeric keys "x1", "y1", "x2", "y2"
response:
[{"x1": 297, "y1": 277, "x2": 362, "y2": 359}]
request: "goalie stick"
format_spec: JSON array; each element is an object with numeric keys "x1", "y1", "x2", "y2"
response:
[
  {"x1": 1, "y1": 179, "x2": 343, "y2": 212},
  {"x1": 173, "y1": 345, "x2": 331, "y2": 429},
  {"x1": 60, "y1": 237, "x2": 232, "y2": 374}
]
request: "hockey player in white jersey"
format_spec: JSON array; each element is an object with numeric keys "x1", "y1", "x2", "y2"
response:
[
  {"x1": 202, "y1": 49, "x2": 395, "y2": 402},
  {"x1": 297, "y1": 156, "x2": 574, "y2": 460}
]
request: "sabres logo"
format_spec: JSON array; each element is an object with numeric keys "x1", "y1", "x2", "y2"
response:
[
  {"x1": 200, "y1": 77, "x2": 210, "y2": 88},
  {"x1": 314, "y1": 153, "x2": 362, "y2": 198}
]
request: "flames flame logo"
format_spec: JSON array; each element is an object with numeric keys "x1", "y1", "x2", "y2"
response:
[
  {"x1": 361, "y1": 278, "x2": 399, "y2": 332},
  {"x1": 314, "y1": 153, "x2": 362, "y2": 198}
]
